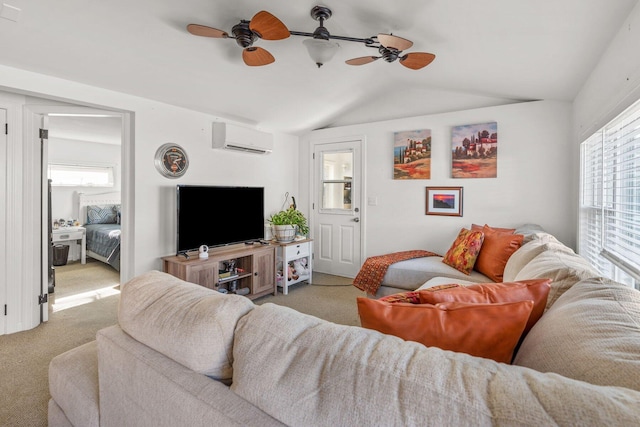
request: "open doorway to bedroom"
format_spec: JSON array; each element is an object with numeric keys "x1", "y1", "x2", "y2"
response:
[{"x1": 46, "y1": 114, "x2": 123, "y2": 312}]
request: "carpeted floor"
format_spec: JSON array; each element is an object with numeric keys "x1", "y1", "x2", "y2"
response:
[{"x1": 0, "y1": 263, "x2": 362, "y2": 426}]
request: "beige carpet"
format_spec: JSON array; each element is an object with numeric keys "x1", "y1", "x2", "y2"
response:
[{"x1": 0, "y1": 267, "x2": 362, "y2": 426}]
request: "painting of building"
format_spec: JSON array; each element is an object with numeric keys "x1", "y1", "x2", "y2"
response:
[{"x1": 393, "y1": 129, "x2": 431, "y2": 179}]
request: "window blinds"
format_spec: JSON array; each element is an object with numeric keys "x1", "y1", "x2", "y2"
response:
[
  {"x1": 601, "y1": 104, "x2": 640, "y2": 280},
  {"x1": 579, "y1": 98, "x2": 640, "y2": 285}
]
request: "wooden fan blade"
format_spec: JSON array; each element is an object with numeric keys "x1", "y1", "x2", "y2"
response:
[
  {"x1": 399, "y1": 52, "x2": 436, "y2": 70},
  {"x1": 242, "y1": 47, "x2": 275, "y2": 66},
  {"x1": 345, "y1": 56, "x2": 380, "y2": 66},
  {"x1": 250, "y1": 11, "x2": 290, "y2": 40},
  {"x1": 187, "y1": 24, "x2": 228, "y2": 38},
  {"x1": 377, "y1": 34, "x2": 413, "y2": 51}
]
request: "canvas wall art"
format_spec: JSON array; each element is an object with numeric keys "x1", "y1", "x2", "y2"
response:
[
  {"x1": 451, "y1": 122, "x2": 498, "y2": 178},
  {"x1": 393, "y1": 129, "x2": 431, "y2": 179}
]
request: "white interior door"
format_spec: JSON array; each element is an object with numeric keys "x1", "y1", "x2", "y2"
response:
[
  {"x1": 312, "y1": 140, "x2": 363, "y2": 278},
  {"x1": 0, "y1": 109, "x2": 7, "y2": 334},
  {"x1": 40, "y1": 115, "x2": 49, "y2": 322}
]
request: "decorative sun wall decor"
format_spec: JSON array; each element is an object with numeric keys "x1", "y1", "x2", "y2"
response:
[
  {"x1": 393, "y1": 129, "x2": 432, "y2": 179},
  {"x1": 451, "y1": 122, "x2": 498, "y2": 178}
]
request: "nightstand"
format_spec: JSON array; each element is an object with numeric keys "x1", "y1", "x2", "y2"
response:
[
  {"x1": 52, "y1": 226, "x2": 86, "y2": 264},
  {"x1": 271, "y1": 238, "x2": 313, "y2": 295}
]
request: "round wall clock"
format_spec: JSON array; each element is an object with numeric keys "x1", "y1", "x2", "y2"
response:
[{"x1": 155, "y1": 143, "x2": 189, "y2": 178}]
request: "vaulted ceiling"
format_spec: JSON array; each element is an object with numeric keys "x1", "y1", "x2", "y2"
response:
[{"x1": 0, "y1": 0, "x2": 637, "y2": 135}]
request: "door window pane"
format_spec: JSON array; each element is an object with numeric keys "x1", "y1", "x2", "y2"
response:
[{"x1": 322, "y1": 151, "x2": 353, "y2": 210}]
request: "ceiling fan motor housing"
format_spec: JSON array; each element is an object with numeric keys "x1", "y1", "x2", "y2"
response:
[
  {"x1": 379, "y1": 46, "x2": 400, "y2": 62},
  {"x1": 232, "y1": 20, "x2": 257, "y2": 48}
]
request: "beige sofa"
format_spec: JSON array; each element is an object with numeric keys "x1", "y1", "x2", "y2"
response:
[
  {"x1": 373, "y1": 225, "x2": 586, "y2": 299},
  {"x1": 49, "y1": 242, "x2": 640, "y2": 426}
]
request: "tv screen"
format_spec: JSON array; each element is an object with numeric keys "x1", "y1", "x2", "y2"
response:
[{"x1": 176, "y1": 185, "x2": 265, "y2": 254}]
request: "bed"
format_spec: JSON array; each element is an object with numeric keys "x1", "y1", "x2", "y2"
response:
[{"x1": 78, "y1": 191, "x2": 121, "y2": 271}]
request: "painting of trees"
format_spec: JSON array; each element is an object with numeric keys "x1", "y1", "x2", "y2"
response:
[{"x1": 451, "y1": 122, "x2": 498, "y2": 178}]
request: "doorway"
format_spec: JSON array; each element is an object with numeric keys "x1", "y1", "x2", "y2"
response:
[
  {"x1": 311, "y1": 139, "x2": 364, "y2": 278},
  {"x1": 45, "y1": 114, "x2": 123, "y2": 313}
]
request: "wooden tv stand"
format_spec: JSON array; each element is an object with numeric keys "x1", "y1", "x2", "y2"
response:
[{"x1": 162, "y1": 243, "x2": 277, "y2": 300}]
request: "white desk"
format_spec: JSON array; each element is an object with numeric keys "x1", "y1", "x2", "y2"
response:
[{"x1": 52, "y1": 226, "x2": 86, "y2": 264}]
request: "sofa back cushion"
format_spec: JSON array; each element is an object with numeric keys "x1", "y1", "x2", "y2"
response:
[
  {"x1": 513, "y1": 247, "x2": 599, "y2": 310},
  {"x1": 514, "y1": 278, "x2": 640, "y2": 391},
  {"x1": 231, "y1": 303, "x2": 640, "y2": 426},
  {"x1": 502, "y1": 237, "x2": 574, "y2": 282},
  {"x1": 118, "y1": 270, "x2": 254, "y2": 380}
]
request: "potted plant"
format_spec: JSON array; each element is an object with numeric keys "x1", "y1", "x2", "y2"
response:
[{"x1": 269, "y1": 207, "x2": 309, "y2": 242}]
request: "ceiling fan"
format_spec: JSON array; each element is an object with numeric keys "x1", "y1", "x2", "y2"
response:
[
  {"x1": 186, "y1": 11, "x2": 289, "y2": 66},
  {"x1": 345, "y1": 34, "x2": 436, "y2": 70}
]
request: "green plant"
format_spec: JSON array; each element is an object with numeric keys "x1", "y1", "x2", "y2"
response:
[{"x1": 269, "y1": 207, "x2": 309, "y2": 235}]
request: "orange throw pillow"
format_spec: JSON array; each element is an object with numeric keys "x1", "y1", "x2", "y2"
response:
[
  {"x1": 472, "y1": 224, "x2": 516, "y2": 234},
  {"x1": 471, "y1": 225, "x2": 523, "y2": 282},
  {"x1": 418, "y1": 279, "x2": 551, "y2": 337},
  {"x1": 357, "y1": 297, "x2": 533, "y2": 364},
  {"x1": 442, "y1": 228, "x2": 485, "y2": 275}
]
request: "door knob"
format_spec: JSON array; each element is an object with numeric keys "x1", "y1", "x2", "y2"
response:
[{"x1": 352, "y1": 218, "x2": 360, "y2": 222}]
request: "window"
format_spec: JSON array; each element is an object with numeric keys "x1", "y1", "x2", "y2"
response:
[
  {"x1": 579, "y1": 98, "x2": 640, "y2": 290},
  {"x1": 48, "y1": 163, "x2": 115, "y2": 187},
  {"x1": 321, "y1": 151, "x2": 353, "y2": 210}
]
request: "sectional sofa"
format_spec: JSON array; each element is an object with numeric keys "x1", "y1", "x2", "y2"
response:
[{"x1": 48, "y1": 226, "x2": 640, "y2": 426}]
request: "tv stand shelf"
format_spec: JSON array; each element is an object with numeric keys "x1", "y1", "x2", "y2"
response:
[{"x1": 162, "y1": 243, "x2": 276, "y2": 300}]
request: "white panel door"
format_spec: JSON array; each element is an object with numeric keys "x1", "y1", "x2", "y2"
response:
[{"x1": 312, "y1": 140, "x2": 363, "y2": 278}]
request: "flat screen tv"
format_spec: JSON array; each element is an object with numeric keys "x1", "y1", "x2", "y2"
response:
[{"x1": 176, "y1": 185, "x2": 264, "y2": 254}]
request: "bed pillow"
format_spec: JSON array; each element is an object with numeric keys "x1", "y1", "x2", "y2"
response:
[
  {"x1": 357, "y1": 297, "x2": 533, "y2": 364},
  {"x1": 442, "y1": 228, "x2": 485, "y2": 275},
  {"x1": 417, "y1": 279, "x2": 551, "y2": 337},
  {"x1": 471, "y1": 225, "x2": 524, "y2": 282},
  {"x1": 86, "y1": 205, "x2": 118, "y2": 224}
]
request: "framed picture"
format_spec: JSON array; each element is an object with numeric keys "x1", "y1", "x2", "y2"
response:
[
  {"x1": 426, "y1": 187, "x2": 463, "y2": 216},
  {"x1": 451, "y1": 121, "x2": 497, "y2": 178},
  {"x1": 393, "y1": 129, "x2": 431, "y2": 179}
]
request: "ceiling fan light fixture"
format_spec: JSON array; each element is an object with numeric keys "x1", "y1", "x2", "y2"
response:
[{"x1": 303, "y1": 38, "x2": 340, "y2": 68}]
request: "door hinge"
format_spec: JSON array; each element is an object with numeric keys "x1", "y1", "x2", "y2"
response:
[
  {"x1": 4, "y1": 304, "x2": 6, "y2": 316},
  {"x1": 312, "y1": 203, "x2": 315, "y2": 210},
  {"x1": 4, "y1": 123, "x2": 7, "y2": 135},
  {"x1": 312, "y1": 153, "x2": 315, "y2": 160},
  {"x1": 39, "y1": 294, "x2": 48, "y2": 305},
  {"x1": 39, "y1": 128, "x2": 48, "y2": 139}
]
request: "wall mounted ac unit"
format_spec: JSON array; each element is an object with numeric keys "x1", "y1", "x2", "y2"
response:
[{"x1": 212, "y1": 122, "x2": 273, "y2": 154}]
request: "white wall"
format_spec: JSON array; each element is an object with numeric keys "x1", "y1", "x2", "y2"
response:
[
  {"x1": 48, "y1": 138, "x2": 121, "y2": 221},
  {"x1": 0, "y1": 66, "x2": 299, "y2": 333},
  {"x1": 302, "y1": 100, "x2": 574, "y2": 257},
  {"x1": 573, "y1": 1, "x2": 640, "y2": 141}
]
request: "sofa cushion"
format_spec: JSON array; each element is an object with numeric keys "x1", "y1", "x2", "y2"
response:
[
  {"x1": 232, "y1": 303, "x2": 640, "y2": 427},
  {"x1": 514, "y1": 223, "x2": 546, "y2": 241},
  {"x1": 471, "y1": 225, "x2": 524, "y2": 282},
  {"x1": 357, "y1": 297, "x2": 533, "y2": 363},
  {"x1": 48, "y1": 340, "x2": 99, "y2": 427},
  {"x1": 442, "y1": 228, "x2": 485, "y2": 275},
  {"x1": 513, "y1": 248, "x2": 599, "y2": 310},
  {"x1": 514, "y1": 278, "x2": 640, "y2": 392},
  {"x1": 381, "y1": 256, "x2": 490, "y2": 291},
  {"x1": 118, "y1": 270, "x2": 255, "y2": 380},
  {"x1": 418, "y1": 279, "x2": 551, "y2": 337}
]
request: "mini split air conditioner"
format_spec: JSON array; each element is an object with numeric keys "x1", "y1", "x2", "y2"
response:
[{"x1": 212, "y1": 122, "x2": 273, "y2": 154}]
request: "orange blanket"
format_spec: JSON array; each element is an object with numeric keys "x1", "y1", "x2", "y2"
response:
[{"x1": 353, "y1": 250, "x2": 440, "y2": 295}]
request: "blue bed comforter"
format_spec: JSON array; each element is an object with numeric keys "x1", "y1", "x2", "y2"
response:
[{"x1": 85, "y1": 224, "x2": 121, "y2": 271}]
